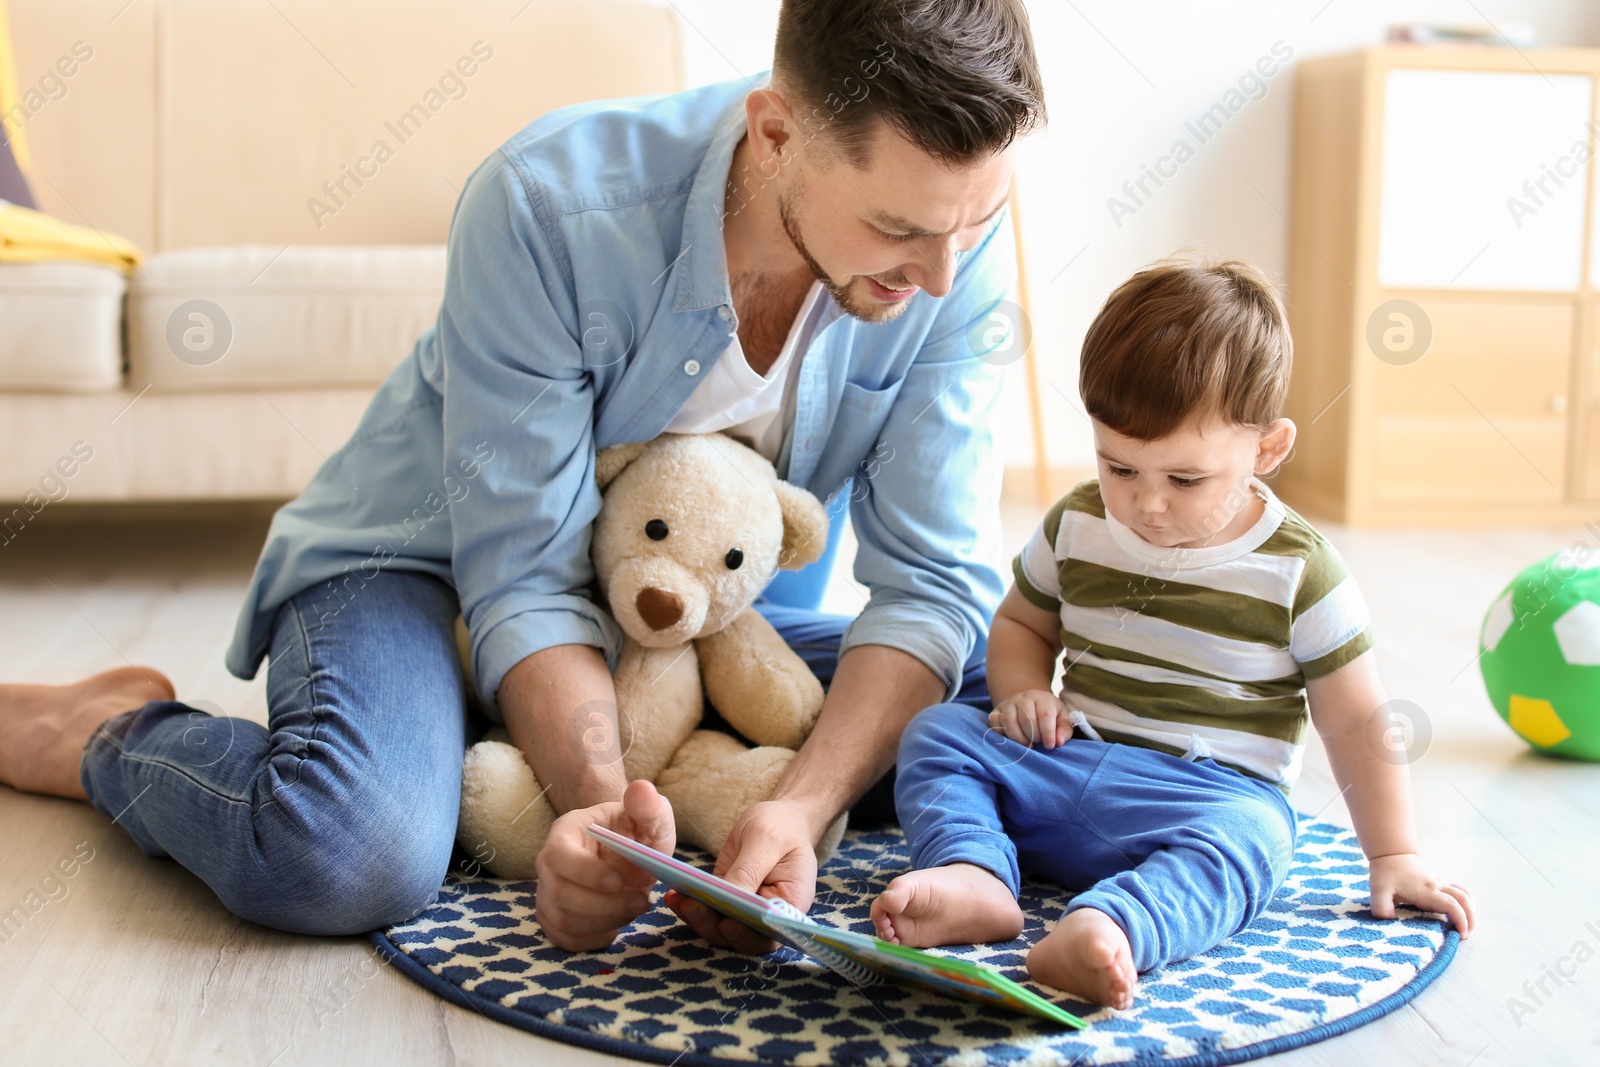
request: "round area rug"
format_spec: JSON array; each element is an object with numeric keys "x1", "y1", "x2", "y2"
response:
[{"x1": 372, "y1": 815, "x2": 1458, "y2": 1066}]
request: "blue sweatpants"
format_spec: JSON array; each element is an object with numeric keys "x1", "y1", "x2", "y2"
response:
[{"x1": 894, "y1": 702, "x2": 1299, "y2": 973}]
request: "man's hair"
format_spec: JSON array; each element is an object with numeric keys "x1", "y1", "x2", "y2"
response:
[
  {"x1": 772, "y1": 0, "x2": 1046, "y2": 169},
  {"x1": 1079, "y1": 258, "x2": 1293, "y2": 440}
]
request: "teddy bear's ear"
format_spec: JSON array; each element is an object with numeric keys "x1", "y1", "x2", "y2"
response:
[
  {"x1": 774, "y1": 481, "x2": 830, "y2": 570},
  {"x1": 596, "y1": 441, "x2": 649, "y2": 491}
]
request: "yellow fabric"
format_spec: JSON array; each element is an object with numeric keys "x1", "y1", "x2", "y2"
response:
[
  {"x1": 0, "y1": 0, "x2": 27, "y2": 169},
  {"x1": 0, "y1": 201, "x2": 143, "y2": 272}
]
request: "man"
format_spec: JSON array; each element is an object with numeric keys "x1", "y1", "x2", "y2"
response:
[{"x1": 0, "y1": 0, "x2": 1046, "y2": 948}]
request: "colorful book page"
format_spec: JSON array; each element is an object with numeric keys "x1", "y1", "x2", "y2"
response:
[{"x1": 585, "y1": 825, "x2": 1085, "y2": 1029}]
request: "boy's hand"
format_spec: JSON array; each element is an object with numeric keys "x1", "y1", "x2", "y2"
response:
[
  {"x1": 1368, "y1": 852, "x2": 1475, "y2": 940},
  {"x1": 988, "y1": 689, "x2": 1071, "y2": 749}
]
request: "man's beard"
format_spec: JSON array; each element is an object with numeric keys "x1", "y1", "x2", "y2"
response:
[{"x1": 777, "y1": 185, "x2": 912, "y2": 325}]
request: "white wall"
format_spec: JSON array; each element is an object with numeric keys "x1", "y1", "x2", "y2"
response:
[{"x1": 667, "y1": 0, "x2": 1600, "y2": 471}]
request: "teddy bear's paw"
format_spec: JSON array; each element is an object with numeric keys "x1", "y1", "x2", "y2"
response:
[
  {"x1": 736, "y1": 674, "x2": 825, "y2": 750},
  {"x1": 655, "y1": 729, "x2": 751, "y2": 788},
  {"x1": 814, "y1": 809, "x2": 849, "y2": 865},
  {"x1": 456, "y1": 740, "x2": 554, "y2": 880},
  {"x1": 698, "y1": 611, "x2": 825, "y2": 749},
  {"x1": 615, "y1": 640, "x2": 705, "y2": 784},
  {"x1": 657, "y1": 731, "x2": 792, "y2": 854}
]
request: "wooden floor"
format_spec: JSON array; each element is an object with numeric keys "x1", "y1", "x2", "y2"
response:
[{"x1": 2, "y1": 503, "x2": 1597, "y2": 1065}]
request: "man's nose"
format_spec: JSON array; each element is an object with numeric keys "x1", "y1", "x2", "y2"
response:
[{"x1": 902, "y1": 240, "x2": 958, "y2": 297}]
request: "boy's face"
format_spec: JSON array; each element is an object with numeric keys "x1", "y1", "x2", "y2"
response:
[{"x1": 1092, "y1": 415, "x2": 1295, "y2": 550}]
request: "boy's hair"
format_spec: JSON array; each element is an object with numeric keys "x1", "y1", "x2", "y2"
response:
[
  {"x1": 772, "y1": 0, "x2": 1047, "y2": 169},
  {"x1": 1079, "y1": 258, "x2": 1293, "y2": 440}
]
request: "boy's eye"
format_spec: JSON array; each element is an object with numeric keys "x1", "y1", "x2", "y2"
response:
[
  {"x1": 1107, "y1": 465, "x2": 1136, "y2": 479},
  {"x1": 1169, "y1": 476, "x2": 1205, "y2": 489}
]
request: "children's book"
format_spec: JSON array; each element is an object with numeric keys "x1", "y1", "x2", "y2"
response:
[{"x1": 586, "y1": 825, "x2": 1086, "y2": 1029}]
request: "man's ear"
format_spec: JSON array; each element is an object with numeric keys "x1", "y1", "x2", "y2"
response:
[
  {"x1": 596, "y1": 441, "x2": 649, "y2": 491},
  {"x1": 773, "y1": 481, "x2": 829, "y2": 570},
  {"x1": 1255, "y1": 418, "x2": 1296, "y2": 477}
]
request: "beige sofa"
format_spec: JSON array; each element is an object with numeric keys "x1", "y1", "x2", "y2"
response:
[{"x1": 0, "y1": 0, "x2": 684, "y2": 505}]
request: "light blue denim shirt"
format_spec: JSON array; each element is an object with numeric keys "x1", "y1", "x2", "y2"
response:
[{"x1": 225, "y1": 71, "x2": 1013, "y2": 712}]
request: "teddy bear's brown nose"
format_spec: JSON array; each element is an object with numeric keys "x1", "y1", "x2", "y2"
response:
[{"x1": 636, "y1": 588, "x2": 684, "y2": 630}]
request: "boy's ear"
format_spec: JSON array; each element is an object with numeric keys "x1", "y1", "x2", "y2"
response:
[{"x1": 1255, "y1": 418, "x2": 1296, "y2": 476}]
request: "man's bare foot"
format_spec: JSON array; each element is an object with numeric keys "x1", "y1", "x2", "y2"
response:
[
  {"x1": 1026, "y1": 906, "x2": 1138, "y2": 1009},
  {"x1": 0, "y1": 667, "x2": 174, "y2": 799},
  {"x1": 871, "y1": 862, "x2": 1025, "y2": 947}
]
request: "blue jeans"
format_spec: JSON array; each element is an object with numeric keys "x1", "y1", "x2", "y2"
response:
[
  {"x1": 79, "y1": 569, "x2": 991, "y2": 935},
  {"x1": 894, "y1": 703, "x2": 1299, "y2": 973}
]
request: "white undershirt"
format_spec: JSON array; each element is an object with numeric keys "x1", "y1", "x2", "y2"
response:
[{"x1": 664, "y1": 279, "x2": 826, "y2": 463}]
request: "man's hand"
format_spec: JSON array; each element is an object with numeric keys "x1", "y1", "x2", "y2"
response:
[
  {"x1": 660, "y1": 643, "x2": 943, "y2": 953},
  {"x1": 988, "y1": 688, "x2": 1070, "y2": 749},
  {"x1": 1368, "y1": 852, "x2": 1475, "y2": 939},
  {"x1": 664, "y1": 799, "x2": 818, "y2": 954},
  {"x1": 535, "y1": 779, "x2": 675, "y2": 951}
]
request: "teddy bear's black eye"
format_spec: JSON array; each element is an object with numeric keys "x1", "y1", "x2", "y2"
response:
[
  {"x1": 725, "y1": 547, "x2": 744, "y2": 570},
  {"x1": 646, "y1": 519, "x2": 669, "y2": 541}
]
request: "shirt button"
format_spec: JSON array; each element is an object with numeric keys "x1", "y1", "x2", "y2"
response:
[
  {"x1": 684, "y1": 359, "x2": 702, "y2": 376},
  {"x1": 717, "y1": 306, "x2": 733, "y2": 322}
]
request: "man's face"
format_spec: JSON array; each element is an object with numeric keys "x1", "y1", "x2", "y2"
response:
[{"x1": 772, "y1": 118, "x2": 1014, "y2": 324}]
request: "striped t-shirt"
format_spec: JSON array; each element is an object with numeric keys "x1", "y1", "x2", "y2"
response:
[{"x1": 1012, "y1": 479, "x2": 1373, "y2": 792}]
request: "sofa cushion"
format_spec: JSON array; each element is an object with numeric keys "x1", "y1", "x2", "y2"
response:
[
  {"x1": 0, "y1": 386, "x2": 375, "y2": 502},
  {"x1": 0, "y1": 261, "x2": 125, "y2": 391},
  {"x1": 126, "y1": 245, "x2": 444, "y2": 390}
]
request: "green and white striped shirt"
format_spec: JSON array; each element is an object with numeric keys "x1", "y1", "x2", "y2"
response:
[{"x1": 1012, "y1": 479, "x2": 1373, "y2": 792}]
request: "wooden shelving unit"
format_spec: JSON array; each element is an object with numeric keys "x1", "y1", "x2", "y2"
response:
[{"x1": 1282, "y1": 45, "x2": 1600, "y2": 525}]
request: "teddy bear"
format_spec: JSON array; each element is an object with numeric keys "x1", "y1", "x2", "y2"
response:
[{"x1": 454, "y1": 432, "x2": 850, "y2": 879}]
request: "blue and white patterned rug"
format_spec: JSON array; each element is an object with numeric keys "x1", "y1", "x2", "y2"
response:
[{"x1": 372, "y1": 815, "x2": 1457, "y2": 1065}]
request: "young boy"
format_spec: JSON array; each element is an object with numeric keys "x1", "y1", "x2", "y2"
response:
[{"x1": 870, "y1": 258, "x2": 1475, "y2": 1009}]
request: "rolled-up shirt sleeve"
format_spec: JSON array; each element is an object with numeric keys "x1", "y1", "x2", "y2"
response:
[
  {"x1": 837, "y1": 211, "x2": 1015, "y2": 701},
  {"x1": 437, "y1": 153, "x2": 623, "y2": 712}
]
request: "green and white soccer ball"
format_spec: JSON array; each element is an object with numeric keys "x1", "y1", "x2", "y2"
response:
[{"x1": 1479, "y1": 551, "x2": 1600, "y2": 761}]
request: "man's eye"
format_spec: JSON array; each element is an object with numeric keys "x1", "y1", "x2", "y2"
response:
[
  {"x1": 1170, "y1": 476, "x2": 1204, "y2": 489},
  {"x1": 876, "y1": 228, "x2": 917, "y2": 243}
]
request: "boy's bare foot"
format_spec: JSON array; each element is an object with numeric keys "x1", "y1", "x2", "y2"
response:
[
  {"x1": 0, "y1": 667, "x2": 174, "y2": 799},
  {"x1": 1026, "y1": 906, "x2": 1138, "y2": 1009},
  {"x1": 871, "y1": 862, "x2": 1025, "y2": 946}
]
